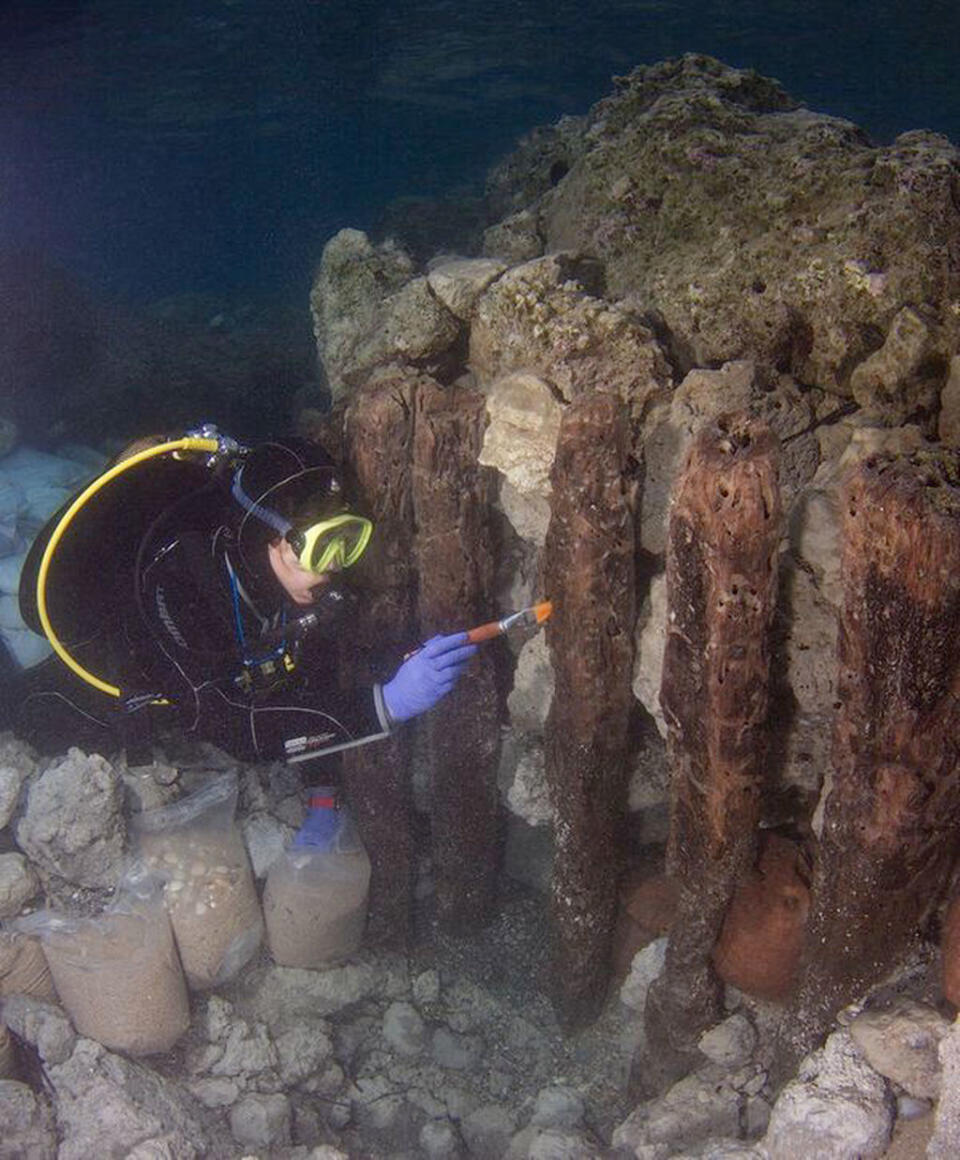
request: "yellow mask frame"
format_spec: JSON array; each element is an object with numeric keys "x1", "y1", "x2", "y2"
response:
[{"x1": 287, "y1": 513, "x2": 373, "y2": 574}]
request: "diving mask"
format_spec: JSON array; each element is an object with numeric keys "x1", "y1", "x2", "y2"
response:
[{"x1": 287, "y1": 513, "x2": 373, "y2": 574}]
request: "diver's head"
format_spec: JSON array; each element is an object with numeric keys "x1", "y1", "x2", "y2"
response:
[{"x1": 230, "y1": 438, "x2": 372, "y2": 603}]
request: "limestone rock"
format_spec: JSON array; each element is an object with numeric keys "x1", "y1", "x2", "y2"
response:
[
  {"x1": 479, "y1": 371, "x2": 563, "y2": 545},
  {"x1": 482, "y1": 210, "x2": 544, "y2": 265},
  {"x1": 529, "y1": 1084, "x2": 585, "y2": 1129},
  {"x1": 484, "y1": 114, "x2": 590, "y2": 222},
  {"x1": 382, "y1": 1000, "x2": 427, "y2": 1057},
  {"x1": 0, "y1": 853, "x2": 39, "y2": 917},
  {"x1": 228, "y1": 1092, "x2": 291, "y2": 1150},
  {"x1": 274, "y1": 1021, "x2": 334, "y2": 1086},
  {"x1": 310, "y1": 229, "x2": 414, "y2": 394},
  {"x1": 0, "y1": 996, "x2": 75, "y2": 1066},
  {"x1": 698, "y1": 1013, "x2": 757, "y2": 1069},
  {"x1": 470, "y1": 253, "x2": 671, "y2": 414},
  {"x1": 929, "y1": 1016, "x2": 960, "y2": 1159},
  {"x1": 762, "y1": 1030, "x2": 893, "y2": 1158},
  {"x1": 15, "y1": 749, "x2": 125, "y2": 889},
  {"x1": 238, "y1": 962, "x2": 380, "y2": 1027},
  {"x1": 620, "y1": 936, "x2": 667, "y2": 1013},
  {"x1": 849, "y1": 999, "x2": 949, "y2": 1100},
  {"x1": 0, "y1": 1080, "x2": 56, "y2": 1160},
  {"x1": 849, "y1": 305, "x2": 947, "y2": 428},
  {"x1": 506, "y1": 1126, "x2": 605, "y2": 1159},
  {"x1": 427, "y1": 257, "x2": 506, "y2": 320},
  {"x1": 514, "y1": 55, "x2": 960, "y2": 392},
  {"x1": 460, "y1": 1103, "x2": 516, "y2": 1159},
  {"x1": 633, "y1": 571, "x2": 668, "y2": 737},
  {"x1": 0, "y1": 734, "x2": 37, "y2": 830},
  {"x1": 48, "y1": 1038, "x2": 208, "y2": 1160},
  {"x1": 310, "y1": 230, "x2": 462, "y2": 396},
  {"x1": 613, "y1": 1064, "x2": 742, "y2": 1158}
]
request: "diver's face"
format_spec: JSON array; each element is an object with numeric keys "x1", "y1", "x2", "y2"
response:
[{"x1": 267, "y1": 539, "x2": 329, "y2": 605}]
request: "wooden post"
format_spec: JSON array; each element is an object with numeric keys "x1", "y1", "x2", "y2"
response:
[
  {"x1": 636, "y1": 414, "x2": 782, "y2": 1096},
  {"x1": 543, "y1": 391, "x2": 637, "y2": 1028},
  {"x1": 340, "y1": 372, "x2": 420, "y2": 947},
  {"x1": 412, "y1": 379, "x2": 501, "y2": 933},
  {"x1": 775, "y1": 448, "x2": 960, "y2": 1078}
]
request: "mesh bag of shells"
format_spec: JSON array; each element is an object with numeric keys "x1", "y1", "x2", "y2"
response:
[
  {"x1": 15, "y1": 866, "x2": 190, "y2": 1055},
  {"x1": 131, "y1": 771, "x2": 263, "y2": 990}
]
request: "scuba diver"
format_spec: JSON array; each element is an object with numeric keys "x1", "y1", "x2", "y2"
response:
[{"x1": 10, "y1": 427, "x2": 476, "y2": 764}]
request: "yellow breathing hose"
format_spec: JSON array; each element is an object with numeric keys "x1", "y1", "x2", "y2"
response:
[{"x1": 35, "y1": 435, "x2": 222, "y2": 698}]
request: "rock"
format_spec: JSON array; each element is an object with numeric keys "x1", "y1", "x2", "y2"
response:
[
  {"x1": 620, "y1": 935, "x2": 668, "y2": 1012},
  {"x1": 849, "y1": 999, "x2": 950, "y2": 1100},
  {"x1": 0, "y1": 995, "x2": 76, "y2": 1066},
  {"x1": 698, "y1": 1013, "x2": 758, "y2": 1068},
  {"x1": 469, "y1": 253, "x2": 671, "y2": 414},
  {"x1": 15, "y1": 749, "x2": 125, "y2": 889},
  {"x1": 420, "y1": 1117, "x2": 466, "y2": 1159},
  {"x1": 309, "y1": 229, "x2": 462, "y2": 396},
  {"x1": 187, "y1": 1077, "x2": 240, "y2": 1108},
  {"x1": 712, "y1": 833, "x2": 810, "y2": 1002},
  {"x1": 482, "y1": 210, "x2": 544, "y2": 265},
  {"x1": 0, "y1": 735, "x2": 37, "y2": 830},
  {"x1": 507, "y1": 1125, "x2": 605, "y2": 1159},
  {"x1": 484, "y1": 115, "x2": 589, "y2": 222},
  {"x1": 274, "y1": 1021, "x2": 335, "y2": 1086},
  {"x1": 507, "y1": 633, "x2": 555, "y2": 735},
  {"x1": 0, "y1": 853, "x2": 39, "y2": 917},
  {"x1": 632, "y1": 571, "x2": 669, "y2": 737},
  {"x1": 350, "y1": 1074, "x2": 424, "y2": 1152},
  {"x1": 412, "y1": 968, "x2": 441, "y2": 1006},
  {"x1": 310, "y1": 229, "x2": 415, "y2": 395},
  {"x1": 432, "y1": 1024, "x2": 483, "y2": 1070},
  {"x1": 48, "y1": 1038, "x2": 208, "y2": 1160},
  {"x1": 460, "y1": 1103, "x2": 516, "y2": 1159},
  {"x1": 503, "y1": 739, "x2": 553, "y2": 827},
  {"x1": 529, "y1": 1084, "x2": 585, "y2": 1128},
  {"x1": 208, "y1": 1017, "x2": 278, "y2": 1079},
  {"x1": 382, "y1": 1000, "x2": 427, "y2": 1057},
  {"x1": 523, "y1": 56, "x2": 960, "y2": 391},
  {"x1": 612, "y1": 1064, "x2": 742, "y2": 1157},
  {"x1": 0, "y1": 1079, "x2": 56, "y2": 1160},
  {"x1": 928, "y1": 1016, "x2": 960, "y2": 1159},
  {"x1": 762, "y1": 1029, "x2": 893, "y2": 1159},
  {"x1": 228, "y1": 1092, "x2": 291, "y2": 1150},
  {"x1": 939, "y1": 355, "x2": 960, "y2": 445},
  {"x1": 241, "y1": 811, "x2": 294, "y2": 879},
  {"x1": 849, "y1": 305, "x2": 947, "y2": 428},
  {"x1": 427, "y1": 257, "x2": 507, "y2": 320},
  {"x1": 238, "y1": 962, "x2": 380, "y2": 1026},
  {"x1": 479, "y1": 371, "x2": 564, "y2": 545}
]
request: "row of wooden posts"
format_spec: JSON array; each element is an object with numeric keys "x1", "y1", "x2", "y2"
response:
[{"x1": 325, "y1": 370, "x2": 960, "y2": 1092}]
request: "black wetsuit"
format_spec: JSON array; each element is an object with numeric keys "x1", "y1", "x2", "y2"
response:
[
  {"x1": 8, "y1": 481, "x2": 392, "y2": 765},
  {"x1": 125, "y1": 518, "x2": 392, "y2": 764}
]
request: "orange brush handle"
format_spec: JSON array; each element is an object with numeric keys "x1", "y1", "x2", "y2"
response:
[{"x1": 466, "y1": 621, "x2": 505, "y2": 644}]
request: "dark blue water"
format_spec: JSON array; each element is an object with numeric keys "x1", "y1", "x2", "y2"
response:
[{"x1": 1, "y1": 0, "x2": 957, "y2": 305}]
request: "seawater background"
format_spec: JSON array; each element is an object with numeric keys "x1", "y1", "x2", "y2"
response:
[{"x1": 1, "y1": 0, "x2": 958, "y2": 305}]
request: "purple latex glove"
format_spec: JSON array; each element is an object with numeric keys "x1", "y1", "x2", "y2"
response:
[
  {"x1": 293, "y1": 788, "x2": 341, "y2": 849},
  {"x1": 382, "y1": 632, "x2": 477, "y2": 723}
]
